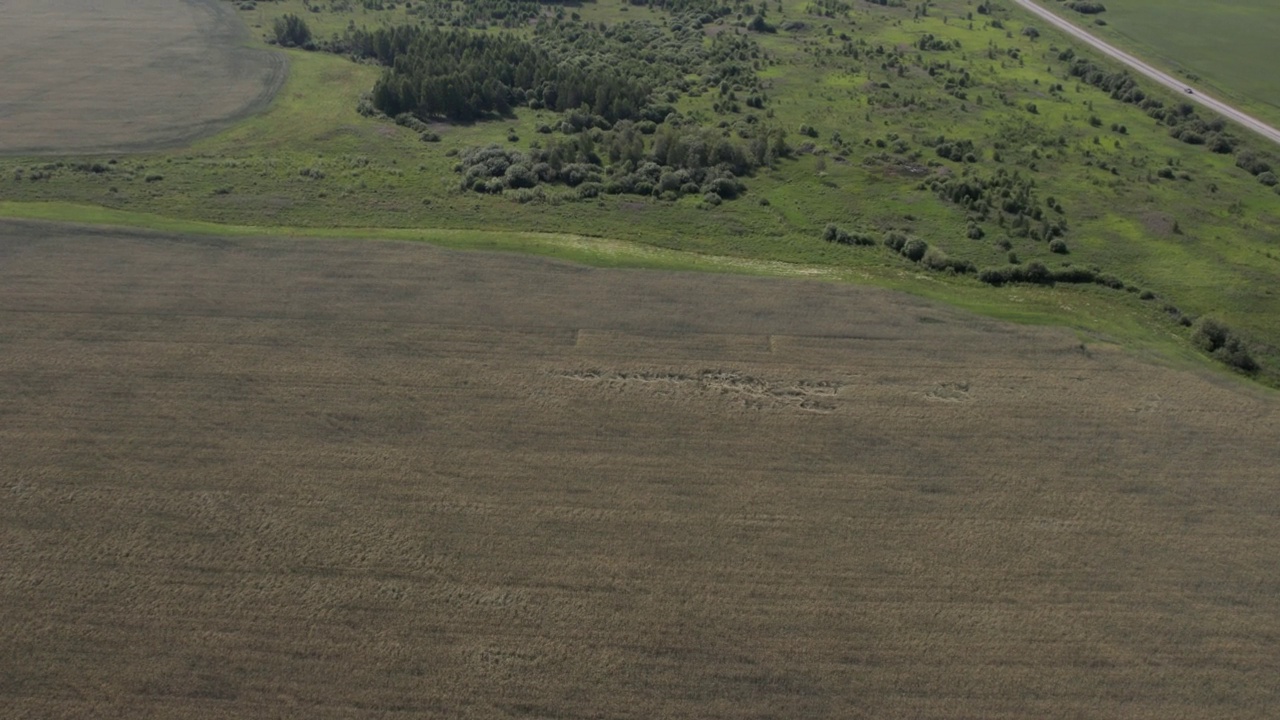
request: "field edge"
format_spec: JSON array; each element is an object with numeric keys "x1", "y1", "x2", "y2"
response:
[{"x1": 2, "y1": 201, "x2": 1266, "y2": 395}]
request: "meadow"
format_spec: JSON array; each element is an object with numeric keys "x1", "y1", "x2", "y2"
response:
[
  {"x1": 3, "y1": 0, "x2": 1279, "y2": 385},
  {"x1": 3, "y1": 221, "x2": 1279, "y2": 718}
]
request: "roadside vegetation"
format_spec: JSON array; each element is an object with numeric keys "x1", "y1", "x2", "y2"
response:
[
  {"x1": 3, "y1": 0, "x2": 1280, "y2": 384},
  {"x1": 1043, "y1": 0, "x2": 1280, "y2": 131}
]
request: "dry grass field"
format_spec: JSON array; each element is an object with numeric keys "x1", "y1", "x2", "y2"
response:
[
  {"x1": 0, "y1": 0, "x2": 284, "y2": 154},
  {"x1": 2, "y1": 221, "x2": 1279, "y2": 718}
]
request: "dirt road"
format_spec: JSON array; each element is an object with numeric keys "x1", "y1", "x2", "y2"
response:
[{"x1": 1011, "y1": 0, "x2": 1280, "y2": 147}]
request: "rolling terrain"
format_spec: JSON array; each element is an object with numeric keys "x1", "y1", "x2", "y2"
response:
[
  {"x1": 3, "y1": 0, "x2": 1280, "y2": 716},
  {"x1": 4, "y1": 0, "x2": 1280, "y2": 383}
]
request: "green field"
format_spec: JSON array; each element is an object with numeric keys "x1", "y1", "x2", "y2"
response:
[
  {"x1": 1040, "y1": 0, "x2": 1280, "y2": 130},
  {"x1": 3, "y1": 0, "x2": 1280, "y2": 385}
]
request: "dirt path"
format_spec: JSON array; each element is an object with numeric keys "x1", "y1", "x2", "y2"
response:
[
  {"x1": 1011, "y1": 0, "x2": 1280, "y2": 147},
  {"x1": 0, "y1": 0, "x2": 286, "y2": 155}
]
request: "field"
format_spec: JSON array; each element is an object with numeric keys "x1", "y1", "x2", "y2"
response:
[
  {"x1": 4, "y1": 0, "x2": 1280, "y2": 385},
  {"x1": 1035, "y1": 0, "x2": 1280, "y2": 130},
  {"x1": 0, "y1": 0, "x2": 285, "y2": 154},
  {"x1": 3, "y1": 221, "x2": 1280, "y2": 718}
]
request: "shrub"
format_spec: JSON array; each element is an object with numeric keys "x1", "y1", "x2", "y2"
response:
[
  {"x1": 921, "y1": 248, "x2": 975, "y2": 274},
  {"x1": 1049, "y1": 239, "x2": 1069, "y2": 254},
  {"x1": 272, "y1": 14, "x2": 313, "y2": 49},
  {"x1": 1258, "y1": 171, "x2": 1278, "y2": 187},
  {"x1": 1067, "y1": 1, "x2": 1107, "y2": 14},
  {"x1": 1192, "y1": 317, "x2": 1258, "y2": 373},
  {"x1": 1051, "y1": 266, "x2": 1095, "y2": 284},
  {"x1": 883, "y1": 231, "x2": 908, "y2": 253},
  {"x1": 1094, "y1": 273, "x2": 1125, "y2": 289},
  {"x1": 1236, "y1": 151, "x2": 1271, "y2": 176},
  {"x1": 901, "y1": 238, "x2": 929, "y2": 262},
  {"x1": 503, "y1": 163, "x2": 537, "y2": 189}
]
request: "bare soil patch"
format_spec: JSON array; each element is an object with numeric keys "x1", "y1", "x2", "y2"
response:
[
  {"x1": 0, "y1": 0, "x2": 285, "y2": 155},
  {"x1": 2, "y1": 221, "x2": 1279, "y2": 718}
]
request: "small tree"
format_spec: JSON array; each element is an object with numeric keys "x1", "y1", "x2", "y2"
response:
[{"x1": 272, "y1": 14, "x2": 312, "y2": 49}]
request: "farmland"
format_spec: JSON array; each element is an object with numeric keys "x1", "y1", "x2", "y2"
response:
[
  {"x1": 0, "y1": 0, "x2": 285, "y2": 154},
  {"x1": 3, "y1": 0, "x2": 1280, "y2": 716},
  {"x1": 4, "y1": 0, "x2": 1280, "y2": 384},
  {"x1": 3, "y1": 221, "x2": 1280, "y2": 718}
]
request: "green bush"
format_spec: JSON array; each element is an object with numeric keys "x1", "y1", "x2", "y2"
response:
[
  {"x1": 1192, "y1": 317, "x2": 1258, "y2": 373},
  {"x1": 272, "y1": 14, "x2": 313, "y2": 49},
  {"x1": 901, "y1": 238, "x2": 929, "y2": 262}
]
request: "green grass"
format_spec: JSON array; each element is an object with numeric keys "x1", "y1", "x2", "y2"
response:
[
  {"x1": 1029, "y1": 0, "x2": 1280, "y2": 131},
  {"x1": 4, "y1": 0, "x2": 1280, "y2": 385}
]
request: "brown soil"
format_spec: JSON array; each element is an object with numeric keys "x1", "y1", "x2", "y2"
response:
[
  {"x1": 2, "y1": 221, "x2": 1279, "y2": 718},
  {"x1": 0, "y1": 0, "x2": 285, "y2": 155}
]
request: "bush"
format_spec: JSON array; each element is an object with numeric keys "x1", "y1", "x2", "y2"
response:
[
  {"x1": 1052, "y1": 266, "x2": 1096, "y2": 284},
  {"x1": 272, "y1": 14, "x2": 313, "y2": 49},
  {"x1": 1049, "y1": 239, "x2": 1069, "y2": 254},
  {"x1": 1067, "y1": 1, "x2": 1107, "y2": 14},
  {"x1": 883, "y1": 231, "x2": 908, "y2": 253},
  {"x1": 503, "y1": 163, "x2": 537, "y2": 189},
  {"x1": 1192, "y1": 317, "x2": 1258, "y2": 373},
  {"x1": 1094, "y1": 273, "x2": 1125, "y2": 290},
  {"x1": 1236, "y1": 151, "x2": 1272, "y2": 176},
  {"x1": 977, "y1": 261, "x2": 1052, "y2": 287},
  {"x1": 901, "y1": 238, "x2": 929, "y2": 262},
  {"x1": 1258, "y1": 171, "x2": 1278, "y2": 187},
  {"x1": 921, "y1": 248, "x2": 975, "y2": 274}
]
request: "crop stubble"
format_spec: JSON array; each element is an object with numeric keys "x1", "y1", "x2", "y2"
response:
[
  {"x1": 1, "y1": 222, "x2": 1279, "y2": 718},
  {"x1": 0, "y1": 0, "x2": 285, "y2": 155}
]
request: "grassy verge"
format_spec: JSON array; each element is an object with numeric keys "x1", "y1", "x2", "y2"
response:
[{"x1": 1025, "y1": 0, "x2": 1280, "y2": 132}]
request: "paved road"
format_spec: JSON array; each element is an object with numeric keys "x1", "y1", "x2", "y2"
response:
[{"x1": 1010, "y1": 0, "x2": 1280, "y2": 148}]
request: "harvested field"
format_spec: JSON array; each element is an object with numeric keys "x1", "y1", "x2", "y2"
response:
[
  {"x1": 2, "y1": 221, "x2": 1279, "y2": 718},
  {"x1": 0, "y1": 0, "x2": 284, "y2": 155}
]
